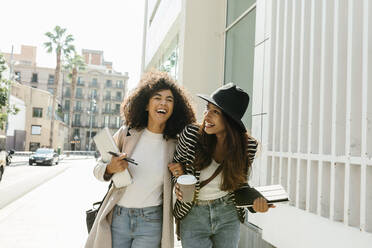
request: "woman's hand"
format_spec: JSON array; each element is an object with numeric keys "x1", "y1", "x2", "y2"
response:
[
  {"x1": 174, "y1": 183, "x2": 183, "y2": 201},
  {"x1": 252, "y1": 197, "x2": 276, "y2": 213},
  {"x1": 106, "y1": 153, "x2": 129, "y2": 174},
  {"x1": 168, "y1": 163, "x2": 184, "y2": 178}
]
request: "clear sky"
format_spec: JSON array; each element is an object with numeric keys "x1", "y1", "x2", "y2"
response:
[{"x1": 0, "y1": 0, "x2": 145, "y2": 89}]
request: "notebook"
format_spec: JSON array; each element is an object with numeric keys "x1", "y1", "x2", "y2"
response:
[
  {"x1": 234, "y1": 184, "x2": 289, "y2": 207},
  {"x1": 93, "y1": 127, "x2": 133, "y2": 188}
]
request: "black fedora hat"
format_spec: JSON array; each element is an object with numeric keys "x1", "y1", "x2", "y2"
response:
[{"x1": 197, "y1": 83, "x2": 249, "y2": 132}]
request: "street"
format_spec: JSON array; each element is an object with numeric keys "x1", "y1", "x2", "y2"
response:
[
  {"x1": 0, "y1": 156, "x2": 182, "y2": 248},
  {"x1": 0, "y1": 157, "x2": 109, "y2": 247}
]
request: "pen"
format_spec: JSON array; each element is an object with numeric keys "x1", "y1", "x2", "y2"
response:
[{"x1": 108, "y1": 151, "x2": 138, "y2": 165}]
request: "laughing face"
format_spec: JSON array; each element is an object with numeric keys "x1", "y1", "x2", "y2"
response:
[
  {"x1": 203, "y1": 103, "x2": 226, "y2": 136},
  {"x1": 147, "y1": 89, "x2": 174, "y2": 129}
]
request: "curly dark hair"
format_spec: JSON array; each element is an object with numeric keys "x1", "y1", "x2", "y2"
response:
[{"x1": 121, "y1": 70, "x2": 196, "y2": 140}]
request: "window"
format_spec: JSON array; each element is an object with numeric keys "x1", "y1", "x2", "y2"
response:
[
  {"x1": 106, "y1": 80, "x2": 112, "y2": 87},
  {"x1": 115, "y1": 104, "x2": 120, "y2": 113},
  {"x1": 65, "y1": 87, "x2": 71, "y2": 97},
  {"x1": 115, "y1": 116, "x2": 121, "y2": 128},
  {"x1": 29, "y1": 142, "x2": 40, "y2": 152},
  {"x1": 32, "y1": 107, "x2": 43, "y2": 118},
  {"x1": 92, "y1": 78, "x2": 97, "y2": 84},
  {"x1": 15, "y1": 71, "x2": 21, "y2": 82},
  {"x1": 116, "y1": 91, "x2": 122, "y2": 100},
  {"x1": 31, "y1": 125, "x2": 41, "y2": 135},
  {"x1": 104, "y1": 116, "x2": 110, "y2": 127},
  {"x1": 75, "y1": 101, "x2": 82, "y2": 110},
  {"x1": 48, "y1": 74, "x2": 54, "y2": 84},
  {"x1": 116, "y1": 80, "x2": 123, "y2": 88},
  {"x1": 47, "y1": 88, "x2": 54, "y2": 94},
  {"x1": 74, "y1": 114, "x2": 81, "y2": 125},
  {"x1": 77, "y1": 77, "x2": 82, "y2": 83},
  {"x1": 64, "y1": 113, "x2": 69, "y2": 123},
  {"x1": 64, "y1": 100, "x2": 70, "y2": 110},
  {"x1": 105, "y1": 103, "x2": 111, "y2": 112},
  {"x1": 73, "y1": 128, "x2": 80, "y2": 138},
  {"x1": 224, "y1": 0, "x2": 256, "y2": 131},
  {"x1": 31, "y1": 73, "x2": 38, "y2": 83},
  {"x1": 105, "y1": 91, "x2": 111, "y2": 100},
  {"x1": 76, "y1": 88, "x2": 83, "y2": 98}
]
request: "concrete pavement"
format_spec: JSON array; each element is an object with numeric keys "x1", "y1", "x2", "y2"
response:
[{"x1": 0, "y1": 158, "x2": 182, "y2": 247}]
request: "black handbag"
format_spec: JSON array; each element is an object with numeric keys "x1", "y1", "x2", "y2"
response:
[
  {"x1": 86, "y1": 182, "x2": 112, "y2": 233},
  {"x1": 85, "y1": 127, "x2": 129, "y2": 233}
]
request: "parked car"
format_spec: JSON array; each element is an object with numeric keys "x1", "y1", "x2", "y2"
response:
[{"x1": 29, "y1": 148, "x2": 59, "y2": 166}]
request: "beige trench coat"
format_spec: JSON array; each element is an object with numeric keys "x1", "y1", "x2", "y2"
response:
[{"x1": 85, "y1": 126, "x2": 176, "y2": 248}]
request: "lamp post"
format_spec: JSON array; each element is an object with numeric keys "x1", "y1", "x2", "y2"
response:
[{"x1": 88, "y1": 93, "x2": 96, "y2": 151}]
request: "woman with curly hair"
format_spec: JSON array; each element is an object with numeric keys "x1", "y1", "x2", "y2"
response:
[
  {"x1": 85, "y1": 70, "x2": 196, "y2": 248},
  {"x1": 168, "y1": 83, "x2": 274, "y2": 248}
]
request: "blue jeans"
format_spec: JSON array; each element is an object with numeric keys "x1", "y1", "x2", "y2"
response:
[
  {"x1": 180, "y1": 194, "x2": 241, "y2": 248},
  {"x1": 111, "y1": 205, "x2": 163, "y2": 248}
]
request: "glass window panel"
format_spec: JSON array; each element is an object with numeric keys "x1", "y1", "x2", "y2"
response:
[
  {"x1": 224, "y1": 8, "x2": 256, "y2": 131},
  {"x1": 226, "y1": 0, "x2": 256, "y2": 26}
]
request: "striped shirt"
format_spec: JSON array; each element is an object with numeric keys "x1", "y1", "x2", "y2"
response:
[{"x1": 172, "y1": 124, "x2": 258, "y2": 223}]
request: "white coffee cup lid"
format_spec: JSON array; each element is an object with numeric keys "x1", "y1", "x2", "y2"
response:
[{"x1": 177, "y1": 175, "x2": 197, "y2": 185}]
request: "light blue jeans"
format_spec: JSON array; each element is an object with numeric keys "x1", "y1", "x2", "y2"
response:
[
  {"x1": 111, "y1": 205, "x2": 162, "y2": 248},
  {"x1": 180, "y1": 194, "x2": 241, "y2": 248}
]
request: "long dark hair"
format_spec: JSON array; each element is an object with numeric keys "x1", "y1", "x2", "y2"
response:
[
  {"x1": 121, "y1": 70, "x2": 196, "y2": 140},
  {"x1": 192, "y1": 112, "x2": 252, "y2": 191}
]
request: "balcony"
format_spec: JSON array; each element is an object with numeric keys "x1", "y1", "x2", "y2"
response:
[
  {"x1": 88, "y1": 94, "x2": 100, "y2": 100},
  {"x1": 74, "y1": 107, "x2": 83, "y2": 113},
  {"x1": 104, "y1": 95, "x2": 112, "y2": 101},
  {"x1": 72, "y1": 121, "x2": 82, "y2": 127},
  {"x1": 113, "y1": 96, "x2": 123, "y2": 102},
  {"x1": 75, "y1": 94, "x2": 84, "y2": 99},
  {"x1": 89, "y1": 82, "x2": 99, "y2": 88},
  {"x1": 102, "y1": 109, "x2": 113, "y2": 114}
]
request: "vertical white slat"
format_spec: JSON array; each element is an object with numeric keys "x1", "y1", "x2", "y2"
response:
[
  {"x1": 344, "y1": 0, "x2": 353, "y2": 226},
  {"x1": 296, "y1": 0, "x2": 306, "y2": 208},
  {"x1": 287, "y1": 0, "x2": 297, "y2": 192},
  {"x1": 360, "y1": 0, "x2": 369, "y2": 232},
  {"x1": 317, "y1": 0, "x2": 327, "y2": 216},
  {"x1": 278, "y1": 0, "x2": 289, "y2": 186},
  {"x1": 271, "y1": 0, "x2": 282, "y2": 184},
  {"x1": 306, "y1": 0, "x2": 316, "y2": 212},
  {"x1": 330, "y1": 0, "x2": 339, "y2": 221}
]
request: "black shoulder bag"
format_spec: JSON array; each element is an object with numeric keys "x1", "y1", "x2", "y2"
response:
[{"x1": 85, "y1": 127, "x2": 128, "y2": 233}]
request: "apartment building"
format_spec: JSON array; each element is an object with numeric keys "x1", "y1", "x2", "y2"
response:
[
  {"x1": 10, "y1": 82, "x2": 68, "y2": 151},
  {"x1": 4, "y1": 45, "x2": 129, "y2": 151},
  {"x1": 141, "y1": 0, "x2": 372, "y2": 247},
  {"x1": 61, "y1": 49, "x2": 129, "y2": 150}
]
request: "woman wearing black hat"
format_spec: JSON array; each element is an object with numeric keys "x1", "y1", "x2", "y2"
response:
[{"x1": 168, "y1": 83, "x2": 274, "y2": 248}]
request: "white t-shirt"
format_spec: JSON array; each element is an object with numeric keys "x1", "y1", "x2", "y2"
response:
[
  {"x1": 198, "y1": 160, "x2": 229, "y2": 200},
  {"x1": 118, "y1": 129, "x2": 166, "y2": 208}
]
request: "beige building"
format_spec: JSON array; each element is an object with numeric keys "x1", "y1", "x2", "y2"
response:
[
  {"x1": 61, "y1": 49, "x2": 129, "y2": 150},
  {"x1": 10, "y1": 82, "x2": 68, "y2": 151},
  {"x1": 4, "y1": 45, "x2": 129, "y2": 151}
]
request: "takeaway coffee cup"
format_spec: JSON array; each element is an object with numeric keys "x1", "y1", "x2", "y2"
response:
[{"x1": 177, "y1": 175, "x2": 197, "y2": 202}]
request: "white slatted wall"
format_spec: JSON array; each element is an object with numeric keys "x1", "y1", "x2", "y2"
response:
[{"x1": 264, "y1": 0, "x2": 372, "y2": 233}]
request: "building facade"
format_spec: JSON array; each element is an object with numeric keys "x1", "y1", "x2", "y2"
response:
[
  {"x1": 141, "y1": 0, "x2": 372, "y2": 247},
  {"x1": 61, "y1": 49, "x2": 129, "y2": 150},
  {"x1": 4, "y1": 46, "x2": 129, "y2": 151},
  {"x1": 10, "y1": 82, "x2": 68, "y2": 151}
]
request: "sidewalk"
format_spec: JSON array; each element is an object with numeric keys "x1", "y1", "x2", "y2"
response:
[{"x1": 0, "y1": 158, "x2": 182, "y2": 247}]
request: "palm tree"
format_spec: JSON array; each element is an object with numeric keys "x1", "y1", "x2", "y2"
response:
[
  {"x1": 64, "y1": 52, "x2": 86, "y2": 149},
  {"x1": 44, "y1": 26, "x2": 75, "y2": 148}
]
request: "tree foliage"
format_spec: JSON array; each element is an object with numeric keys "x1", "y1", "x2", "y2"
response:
[{"x1": 0, "y1": 54, "x2": 19, "y2": 129}]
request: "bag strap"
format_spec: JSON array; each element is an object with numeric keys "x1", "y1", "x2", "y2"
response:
[{"x1": 199, "y1": 165, "x2": 223, "y2": 189}]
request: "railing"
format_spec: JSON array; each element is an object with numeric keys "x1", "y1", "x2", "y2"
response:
[
  {"x1": 89, "y1": 82, "x2": 99, "y2": 88},
  {"x1": 113, "y1": 96, "x2": 123, "y2": 102},
  {"x1": 115, "y1": 84, "x2": 124, "y2": 89},
  {"x1": 102, "y1": 109, "x2": 113, "y2": 114},
  {"x1": 104, "y1": 95, "x2": 112, "y2": 101},
  {"x1": 77, "y1": 81, "x2": 85, "y2": 86},
  {"x1": 75, "y1": 94, "x2": 84, "y2": 99}
]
